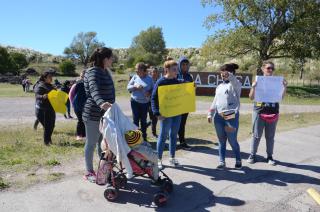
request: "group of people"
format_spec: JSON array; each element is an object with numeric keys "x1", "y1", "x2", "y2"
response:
[{"x1": 33, "y1": 46, "x2": 287, "y2": 183}]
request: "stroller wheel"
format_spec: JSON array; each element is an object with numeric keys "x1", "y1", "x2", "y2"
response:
[
  {"x1": 104, "y1": 188, "x2": 118, "y2": 201},
  {"x1": 161, "y1": 180, "x2": 173, "y2": 194},
  {"x1": 115, "y1": 173, "x2": 127, "y2": 189},
  {"x1": 153, "y1": 192, "x2": 168, "y2": 207}
]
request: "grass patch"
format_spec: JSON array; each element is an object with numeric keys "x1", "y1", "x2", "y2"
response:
[
  {"x1": 0, "y1": 177, "x2": 10, "y2": 190},
  {"x1": 45, "y1": 159, "x2": 61, "y2": 166},
  {"x1": 0, "y1": 74, "x2": 130, "y2": 98},
  {"x1": 197, "y1": 85, "x2": 320, "y2": 105},
  {"x1": 47, "y1": 172, "x2": 65, "y2": 181}
]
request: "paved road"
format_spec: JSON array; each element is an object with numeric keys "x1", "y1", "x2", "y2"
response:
[
  {"x1": 1, "y1": 125, "x2": 319, "y2": 211},
  {"x1": 1, "y1": 97, "x2": 320, "y2": 126}
]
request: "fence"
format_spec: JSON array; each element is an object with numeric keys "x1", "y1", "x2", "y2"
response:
[{"x1": 287, "y1": 79, "x2": 320, "y2": 87}]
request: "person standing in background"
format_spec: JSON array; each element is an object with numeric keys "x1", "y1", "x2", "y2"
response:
[
  {"x1": 69, "y1": 70, "x2": 87, "y2": 140},
  {"x1": 34, "y1": 70, "x2": 56, "y2": 146},
  {"x1": 177, "y1": 56, "x2": 193, "y2": 150},
  {"x1": 61, "y1": 80, "x2": 73, "y2": 119},
  {"x1": 127, "y1": 63, "x2": 154, "y2": 141},
  {"x1": 148, "y1": 66, "x2": 160, "y2": 138}
]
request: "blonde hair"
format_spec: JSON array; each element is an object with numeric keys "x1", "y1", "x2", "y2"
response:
[{"x1": 163, "y1": 59, "x2": 177, "y2": 69}]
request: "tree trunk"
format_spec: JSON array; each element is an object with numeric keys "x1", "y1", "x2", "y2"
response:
[{"x1": 299, "y1": 67, "x2": 304, "y2": 80}]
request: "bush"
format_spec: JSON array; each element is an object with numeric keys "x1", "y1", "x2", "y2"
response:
[{"x1": 59, "y1": 60, "x2": 76, "y2": 76}]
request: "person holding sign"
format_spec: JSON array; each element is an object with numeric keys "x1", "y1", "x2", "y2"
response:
[
  {"x1": 247, "y1": 61, "x2": 287, "y2": 166},
  {"x1": 177, "y1": 56, "x2": 193, "y2": 150},
  {"x1": 82, "y1": 47, "x2": 115, "y2": 183},
  {"x1": 127, "y1": 63, "x2": 154, "y2": 141},
  {"x1": 207, "y1": 63, "x2": 242, "y2": 170},
  {"x1": 34, "y1": 70, "x2": 56, "y2": 146},
  {"x1": 151, "y1": 59, "x2": 182, "y2": 169}
]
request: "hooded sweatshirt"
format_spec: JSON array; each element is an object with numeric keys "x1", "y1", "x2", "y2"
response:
[
  {"x1": 177, "y1": 56, "x2": 193, "y2": 82},
  {"x1": 208, "y1": 73, "x2": 241, "y2": 116}
]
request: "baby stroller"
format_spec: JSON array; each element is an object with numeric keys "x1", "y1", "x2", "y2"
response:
[{"x1": 97, "y1": 103, "x2": 173, "y2": 207}]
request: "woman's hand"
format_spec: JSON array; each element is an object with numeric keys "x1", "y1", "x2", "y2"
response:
[
  {"x1": 283, "y1": 79, "x2": 288, "y2": 87},
  {"x1": 43, "y1": 94, "x2": 48, "y2": 99},
  {"x1": 207, "y1": 116, "x2": 212, "y2": 123},
  {"x1": 100, "y1": 102, "x2": 112, "y2": 110}
]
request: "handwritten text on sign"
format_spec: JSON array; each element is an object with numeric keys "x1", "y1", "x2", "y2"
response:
[{"x1": 158, "y1": 82, "x2": 196, "y2": 117}]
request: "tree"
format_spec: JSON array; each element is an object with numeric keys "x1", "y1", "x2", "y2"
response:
[
  {"x1": 0, "y1": 47, "x2": 14, "y2": 74},
  {"x1": 201, "y1": 0, "x2": 320, "y2": 71},
  {"x1": 128, "y1": 26, "x2": 167, "y2": 66},
  {"x1": 10, "y1": 52, "x2": 29, "y2": 72},
  {"x1": 64, "y1": 32, "x2": 105, "y2": 67},
  {"x1": 59, "y1": 60, "x2": 76, "y2": 76}
]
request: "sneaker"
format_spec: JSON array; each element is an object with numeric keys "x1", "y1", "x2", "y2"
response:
[
  {"x1": 216, "y1": 162, "x2": 226, "y2": 170},
  {"x1": 169, "y1": 158, "x2": 180, "y2": 167},
  {"x1": 247, "y1": 154, "x2": 256, "y2": 164},
  {"x1": 64, "y1": 114, "x2": 68, "y2": 119},
  {"x1": 76, "y1": 136, "x2": 83, "y2": 141},
  {"x1": 83, "y1": 172, "x2": 96, "y2": 183},
  {"x1": 235, "y1": 161, "x2": 242, "y2": 169},
  {"x1": 267, "y1": 156, "x2": 276, "y2": 166},
  {"x1": 158, "y1": 159, "x2": 163, "y2": 170},
  {"x1": 180, "y1": 143, "x2": 192, "y2": 150},
  {"x1": 68, "y1": 115, "x2": 74, "y2": 119}
]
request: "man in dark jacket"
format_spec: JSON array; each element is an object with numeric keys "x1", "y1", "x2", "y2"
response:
[{"x1": 177, "y1": 56, "x2": 193, "y2": 150}]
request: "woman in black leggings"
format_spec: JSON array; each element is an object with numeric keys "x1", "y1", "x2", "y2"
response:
[{"x1": 34, "y1": 70, "x2": 56, "y2": 145}]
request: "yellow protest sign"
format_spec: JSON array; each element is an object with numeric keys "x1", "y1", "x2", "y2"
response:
[
  {"x1": 158, "y1": 82, "x2": 196, "y2": 117},
  {"x1": 48, "y1": 90, "x2": 69, "y2": 114}
]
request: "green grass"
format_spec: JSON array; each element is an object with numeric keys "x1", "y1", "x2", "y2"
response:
[
  {"x1": 0, "y1": 74, "x2": 130, "y2": 98},
  {"x1": 197, "y1": 85, "x2": 320, "y2": 105},
  {"x1": 0, "y1": 177, "x2": 10, "y2": 190}
]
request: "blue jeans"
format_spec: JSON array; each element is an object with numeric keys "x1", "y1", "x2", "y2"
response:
[
  {"x1": 131, "y1": 99, "x2": 149, "y2": 140},
  {"x1": 213, "y1": 112, "x2": 241, "y2": 163},
  {"x1": 157, "y1": 115, "x2": 181, "y2": 159}
]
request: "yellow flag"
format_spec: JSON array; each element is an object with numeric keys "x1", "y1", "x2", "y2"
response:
[
  {"x1": 48, "y1": 90, "x2": 69, "y2": 114},
  {"x1": 158, "y1": 82, "x2": 196, "y2": 117}
]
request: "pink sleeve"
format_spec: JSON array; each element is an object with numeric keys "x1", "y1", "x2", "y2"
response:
[{"x1": 69, "y1": 84, "x2": 77, "y2": 103}]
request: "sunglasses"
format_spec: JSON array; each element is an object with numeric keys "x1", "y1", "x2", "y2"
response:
[{"x1": 266, "y1": 66, "x2": 274, "y2": 70}]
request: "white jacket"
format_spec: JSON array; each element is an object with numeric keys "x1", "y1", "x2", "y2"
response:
[{"x1": 100, "y1": 103, "x2": 138, "y2": 178}]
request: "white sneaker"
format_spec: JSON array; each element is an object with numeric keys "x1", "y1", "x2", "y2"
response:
[
  {"x1": 158, "y1": 159, "x2": 163, "y2": 170},
  {"x1": 169, "y1": 158, "x2": 180, "y2": 167}
]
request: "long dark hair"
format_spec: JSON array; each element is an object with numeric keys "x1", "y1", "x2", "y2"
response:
[{"x1": 89, "y1": 47, "x2": 113, "y2": 69}]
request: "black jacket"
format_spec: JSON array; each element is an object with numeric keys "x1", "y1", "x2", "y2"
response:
[{"x1": 34, "y1": 81, "x2": 55, "y2": 111}]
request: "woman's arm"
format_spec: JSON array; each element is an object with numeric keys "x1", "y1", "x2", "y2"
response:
[
  {"x1": 249, "y1": 81, "x2": 257, "y2": 100},
  {"x1": 151, "y1": 82, "x2": 160, "y2": 116},
  {"x1": 127, "y1": 76, "x2": 136, "y2": 92},
  {"x1": 282, "y1": 79, "x2": 288, "y2": 99}
]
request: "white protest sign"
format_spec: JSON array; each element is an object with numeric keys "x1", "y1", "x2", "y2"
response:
[{"x1": 254, "y1": 76, "x2": 284, "y2": 103}]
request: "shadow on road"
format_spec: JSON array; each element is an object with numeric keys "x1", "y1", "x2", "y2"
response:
[{"x1": 102, "y1": 178, "x2": 245, "y2": 211}]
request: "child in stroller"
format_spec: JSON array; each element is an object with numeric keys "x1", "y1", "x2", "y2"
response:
[{"x1": 97, "y1": 103, "x2": 173, "y2": 207}]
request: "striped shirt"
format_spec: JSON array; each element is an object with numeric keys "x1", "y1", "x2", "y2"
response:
[{"x1": 82, "y1": 67, "x2": 115, "y2": 122}]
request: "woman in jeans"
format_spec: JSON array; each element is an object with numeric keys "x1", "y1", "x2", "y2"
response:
[
  {"x1": 34, "y1": 70, "x2": 56, "y2": 146},
  {"x1": 82, "y1": 47, "x2": 115, "y2": 182},
  {"x1": 207, "y1": 63, "x2": 242, "y2": 170},
  {"x1": 151, "y1": 59, "x2": 182, "y2": 169},
  {"x1": 247, "y1": 61, "x2": 287, "y2": 165}
]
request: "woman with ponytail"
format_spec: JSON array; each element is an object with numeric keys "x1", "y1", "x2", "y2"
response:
[
  {"x1": 82, "y1": 47, "x2": 115, "y2": 182},
  {"x1": 207, "y1": 63, "x2": 242, "y2": 170}
]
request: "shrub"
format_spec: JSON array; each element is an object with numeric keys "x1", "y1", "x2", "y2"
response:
[{"x1": 59, "y1": 60, "x2": 76, "y2": 76}]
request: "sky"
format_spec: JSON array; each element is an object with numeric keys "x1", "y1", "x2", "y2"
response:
[{"x1": 0, "y1": 0, "x2": 219, "y2": 55}]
